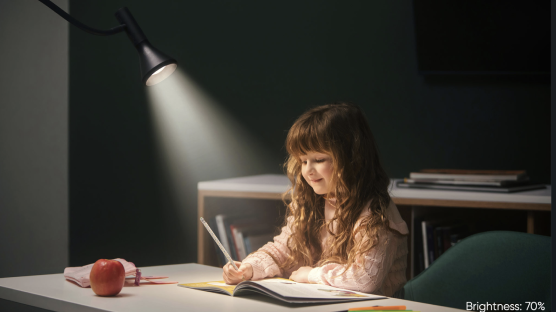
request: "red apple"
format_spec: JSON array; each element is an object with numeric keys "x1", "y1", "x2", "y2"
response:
[{"x1": 90, "y1": 259, "x2": 125, "y2": 296}]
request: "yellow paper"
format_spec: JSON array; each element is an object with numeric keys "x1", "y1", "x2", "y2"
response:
[{"x1": 179, "y1": 281, "x2": 236, "y2": 295}]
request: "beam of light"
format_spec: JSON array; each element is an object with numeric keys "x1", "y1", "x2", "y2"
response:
[{"x1": 145, "y1": 68, "x2": 274, "y2": 222}]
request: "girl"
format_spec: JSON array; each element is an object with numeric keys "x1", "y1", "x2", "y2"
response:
[{"x1": 222, "y1": 103, "x2": 409, "y2": 297}]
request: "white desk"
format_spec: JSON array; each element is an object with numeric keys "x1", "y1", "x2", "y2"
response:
[{"x1": 0, "y1": 263, "x2": 465, "y2": 312}]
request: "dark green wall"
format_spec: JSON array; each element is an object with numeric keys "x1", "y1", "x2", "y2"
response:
[{"x1": 69, "y1": 0, "x2": 550, "y2": 266}]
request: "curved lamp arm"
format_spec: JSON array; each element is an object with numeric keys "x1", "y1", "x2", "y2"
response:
[
  {"x1": 38, "y1": 0, "x2": 126, "y2": 36},
  {"x1": 38, "y1": 0, "x2": 177, "y2": 86}
]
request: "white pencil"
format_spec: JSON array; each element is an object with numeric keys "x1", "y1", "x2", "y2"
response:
[{"x1": 199, "y1": 217, "x2": 240, "y2": 271}]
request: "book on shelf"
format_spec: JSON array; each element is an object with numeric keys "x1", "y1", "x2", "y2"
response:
[
  {"x1": 208, "y1": 217, "x2": 228, "y2": 267},
  {"x1": 403, "y1": 178, "x2": 530, "y2": 187},
  {"x1": 433, "y1": 226, "x2": 445, "y2": 259},
  {"x1": 421, "y1": 219, "x2": 438, "y2": 269},
  {"x1": 417, "y1": 217, "x2": 473, "y2": 271},
  {"x1": 397, "y1": 180, "x2": 545, "y2": 193},
  {"x1": 409, "y1": 169, "x2": 528, "y2": 182},
  {"x1": 178, "y1": 277, "x2": 386, "y2": 304},
  {"x1": 214, "y1": 214, "x2": 256, "y2": 263},
  {"x1": 433, "y1": 223, "x2": 469, "y2": 259},
  {"x1": 213, "y1": 214, "x2": 276, "y2": 264},
  {"x1": 412, "y1": 216, "x2": 425, "y2": 275},
  {"x1": 421, "y1": 218, "x2": 466, "y2": 269},
  {"x1": 214, "y1": 214, "x2": 237, "y2": 261},
  {"x1": 229, "y1": 222, "x2": 249, "y2": 261},
  {"x1": 230, "y1": 222, "x2": 274, "y2": 261}
]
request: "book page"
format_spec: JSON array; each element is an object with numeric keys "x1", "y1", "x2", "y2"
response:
[{"x1": 247, "y1": 278, "x2": 382, "y2": 299}]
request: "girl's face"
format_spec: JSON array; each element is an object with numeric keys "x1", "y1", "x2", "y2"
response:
[{"x1": 300, "y1": 151, "x2": 334, "y2": 195}]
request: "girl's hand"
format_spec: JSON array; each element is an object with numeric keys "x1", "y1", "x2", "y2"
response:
[
  {"x1": 289, "y1": 266, "x2": 313, "y2": 283},
  {"x1": 222, "y1": 261, "x2": 253, "y2": 285}
]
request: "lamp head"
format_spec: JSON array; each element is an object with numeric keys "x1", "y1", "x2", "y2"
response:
[
  {"x1": 137, "y1": 41, "x2": 177, "y2": 86},
  {"x1": 115, "y1": 7, "x2": 177, "y2": 86}
]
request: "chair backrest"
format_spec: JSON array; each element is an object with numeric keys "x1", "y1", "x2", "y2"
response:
[{"x1": 403, "y1": 231, "x2": 551, "y2": 311}]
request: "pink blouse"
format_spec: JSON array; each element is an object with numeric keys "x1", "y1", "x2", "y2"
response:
[{"x1": 241, "y1": 199, "x2": 409, "y2": 296}]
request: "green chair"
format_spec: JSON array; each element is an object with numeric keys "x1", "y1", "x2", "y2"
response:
[{"x1": 403, "y1": 231, "x2": 551, "y2": 311}]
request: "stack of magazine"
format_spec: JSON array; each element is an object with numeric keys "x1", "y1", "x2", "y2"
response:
[{"x1": 397, "y1": 169, "x2": 545, "y2": 193}]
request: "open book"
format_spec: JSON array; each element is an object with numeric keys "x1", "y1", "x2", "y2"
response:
[{"x1": 178, "y1": 278, "x2": 386, "y2": 304}]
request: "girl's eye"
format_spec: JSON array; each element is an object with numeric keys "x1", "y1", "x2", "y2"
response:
[
  {"x1": 316, "y1": 159, "x2": 325, "y2": 163},
  {"x1": 301, "y1": 161, "x2": 307, "y2": 164}
]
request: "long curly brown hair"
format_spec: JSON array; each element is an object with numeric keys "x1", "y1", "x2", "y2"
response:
[{"x1": 273, "y1": 103, "x2": 397, "y2": 275}]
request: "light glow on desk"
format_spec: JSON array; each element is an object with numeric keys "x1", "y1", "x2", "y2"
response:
[{"x1": 145, "y1": 69, "x2": 272, "y2": 217}]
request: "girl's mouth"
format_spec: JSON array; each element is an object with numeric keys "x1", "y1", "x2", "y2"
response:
[{"x1": 311, "y1": 179, "x2": 323, "y2": 183}]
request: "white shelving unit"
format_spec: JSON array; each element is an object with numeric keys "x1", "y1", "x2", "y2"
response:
[{"x1": 198, "y1": 174, "x2": 551, "y2": 277}]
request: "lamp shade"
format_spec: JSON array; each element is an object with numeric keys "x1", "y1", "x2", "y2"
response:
[
  {"x1": 115, "y1": 7, "x2": 177, "y2": 86},
  {"x1": 137, "y1": 40, "x2": 177, "y2": 86}
]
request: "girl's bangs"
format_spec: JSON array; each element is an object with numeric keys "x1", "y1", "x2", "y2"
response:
[{"x1": 287, "y1": 120, "x2": 329, "y2": 157}]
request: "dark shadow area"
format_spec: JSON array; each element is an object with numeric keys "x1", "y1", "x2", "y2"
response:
[
  {"x1": 422, "y1": 74, "x2": 550, "y2": 86},
  {"x1": 0, "y1": 299, "x2": 54, "y2": 312}
]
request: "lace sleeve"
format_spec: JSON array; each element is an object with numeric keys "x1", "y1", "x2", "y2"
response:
[
  {"x1": 241, "y1": 216, "x2": 299, "y2": 280},
  {"x1": 307, "y1": 229, "x2": 399, "y2": 294}
]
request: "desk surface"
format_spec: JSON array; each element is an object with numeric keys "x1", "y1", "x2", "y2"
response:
[
  {"x1": 198, "y1": 174, "x2": 551, "y2": 205},
  {"x1": 0, "y1": 263, "x2": 464, "y2": 312}
]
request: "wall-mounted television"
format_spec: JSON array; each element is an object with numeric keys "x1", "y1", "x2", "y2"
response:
[{"x1": 413, "y1": 1, "x2": 550, "y2": 74}]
